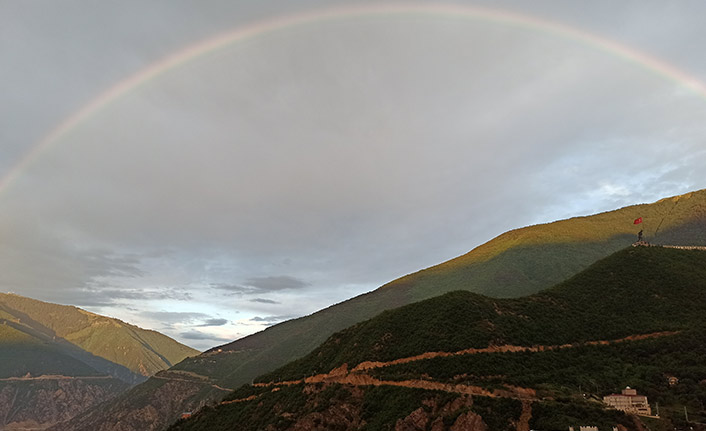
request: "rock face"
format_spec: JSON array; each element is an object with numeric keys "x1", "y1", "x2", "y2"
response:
[
  {"x1": 394, "y1": 396, "x2": 487, "y2": 431},
  {"x1": 49, "y1": 374, "x2": 224, "y2": 431},
  {"x1": 395, "y1": 407, "x2": 430, "y2": 430},
  {"x1": 0, "y1": 378, "x2": 128, "y2": 430},
  {"x1": 449, "y1": 412, "x2": 487, "y2": 431}
]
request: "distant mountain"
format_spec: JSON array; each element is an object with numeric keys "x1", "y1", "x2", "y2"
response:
[
  {"x1": 0, "y1": 294, "x2": 198, "y2": 430},
  {"x1": 53, "y1": 189, "x2": 706, "y2": 431},
  {"x1": 170, "y1": 246, "x2": 706, "y2": 430},
  {"x1": 0, "y1": 293, "x2": 199, "y2": 378}
]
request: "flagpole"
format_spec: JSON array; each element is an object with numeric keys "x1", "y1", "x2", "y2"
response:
[{"x1": 634, "y1": 217, "x2": 644, "y2": 244}]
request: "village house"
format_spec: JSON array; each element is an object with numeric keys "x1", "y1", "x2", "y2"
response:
[{"x1": 603, "y1": 386, "x2": 651, "y2": 415}]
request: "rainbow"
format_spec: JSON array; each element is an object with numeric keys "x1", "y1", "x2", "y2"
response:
[{"x1": 3, "y1": 3, "x2": 706, "y2": 196}]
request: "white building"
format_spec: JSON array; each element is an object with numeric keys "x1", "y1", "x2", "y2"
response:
[{"x1": 603, "y1": 386, "x2": 651, "y2": 416}]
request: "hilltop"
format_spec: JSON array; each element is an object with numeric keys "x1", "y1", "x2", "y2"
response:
[
  {"x1": 170, "y1": 247, "x2": 706, "y2": 430},
  {"x1": 0, "y1": 294, "x2": 199, "y2": 430},
  {"x1": 53, "y1": 189, "x2": 706, "y2": 431}
]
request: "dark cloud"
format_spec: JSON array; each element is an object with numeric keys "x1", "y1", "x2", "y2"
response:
[
  {"x1": 244, "y1": 276, "x2": 309, "y2": 291},
  {"x1": 249, "y1": 298, "x2": 280, "y2": 304},
  {"x1": 210, "y1": 283, "x2": 248, "y2": 293},
  {"x1": 196, "y1": 318, "x2": 229, "y2": 327},
  {"x1": 211, "y1": 276, "x2": 309, "y2": 294}
]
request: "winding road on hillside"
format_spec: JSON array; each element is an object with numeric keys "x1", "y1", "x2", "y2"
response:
[{"x1": 218, "y1": 330, "x2": 681, "y2": 430}]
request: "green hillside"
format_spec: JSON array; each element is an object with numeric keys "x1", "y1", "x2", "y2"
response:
[
  {"x1": 0, "y1": 293, "x2": 199, "y2": 378},
  {"x1": 170, "y1": 247, "x2": 706, "y2": 431},
  {"x1": 53, "y1": 189, "x2": 706, "y2": 431}
]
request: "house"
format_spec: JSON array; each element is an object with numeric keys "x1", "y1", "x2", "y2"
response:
[{"x1": 603, "y1": 386, "x2": 651, "y2": 415}]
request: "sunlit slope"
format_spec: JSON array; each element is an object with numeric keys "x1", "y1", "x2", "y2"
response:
[
  {"x1": 171, "y1": 247, "x2": 706, "y2": 431},
  {"x1": 397, "y1": 189, "x2": 706, "y2": 299},
  {"x1": 0, "y1": 294, "x2": 199, "y2": 377}
]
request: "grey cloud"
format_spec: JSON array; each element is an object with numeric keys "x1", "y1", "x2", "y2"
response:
[
  {"x1": 210, "y1": 283, "x2": 248, "y2": 293},
  {"x1": 211, "y1": 276, "x2": 309, "y2": 294},
  {"x1": 250, "y1": 298, "x2": 280, "y2": 304},
  {"x1": 196, "y1": 318, "x2": 229, "y2": 327},
  {"x1": 250, "y1": 315, "x2": 295, "y2": 325},
  {"x1": 179, "y1": 330, "x2": 233, "y2": 342},
  {"x1": 244, "y1": 276, "x2": 309, "y2": 291},
  {"x1": 68, "y1": 288, "x2": 193, "y2": 308}
]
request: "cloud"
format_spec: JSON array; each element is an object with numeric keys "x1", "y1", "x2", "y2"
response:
[
  {"x1": 196, "y1": 318, "x2": 229, "y2": 327},
  {"x1": 139, "y1": 311, "x2": 208, "y2": 325},
  {"x1": 249, "y1": 298, "x2": 280, "y2": 304},
  {"x1": 249, "y1": 315, "x2": 296, "y2": 325},
  {"x1": 210, "y1": 283, "x2": 247, "y2": 293},
  {"x1": 62, "y1": 287, "x2": 194, "y2": 308},
  {"x1": 243, "y1": 276, "x2": 309, "y2": 291},
  {"x1": 211, "y1": 276, "x2": 309, "y2": 294},
  {"x1": 179, "y1": 330, "x2": 233, "y2": 342}
]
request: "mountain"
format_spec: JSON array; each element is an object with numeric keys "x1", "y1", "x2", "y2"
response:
[
  {"x1": 0, "y1": 293, "x2": 199, "y2": 379},
  {"x1": 53, "y1": 189, "x2": 706, "y2": 431},
  {"x1": 169, "y1": 246, "x2": 706, "y2": 431},
  {"x1": 0, "y1": 294, "x2": 199, "y2": 430}
]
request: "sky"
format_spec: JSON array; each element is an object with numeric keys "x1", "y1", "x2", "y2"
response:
[{"x1": 2, "y1": 0, "x2": 706, "y2": 351}]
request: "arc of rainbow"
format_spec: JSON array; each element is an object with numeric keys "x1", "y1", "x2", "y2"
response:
[{"x1": 3, "y1": 3, "x2": 706, "y2": 197}]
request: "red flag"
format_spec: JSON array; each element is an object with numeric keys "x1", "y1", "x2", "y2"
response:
[{"x1": 633, "y1": 217, "x2": 643, "y2": 225}]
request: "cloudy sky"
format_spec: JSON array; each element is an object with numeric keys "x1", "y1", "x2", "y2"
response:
[{"x1": 2, "y1": 0, "x2": 706, "y2": 350}]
